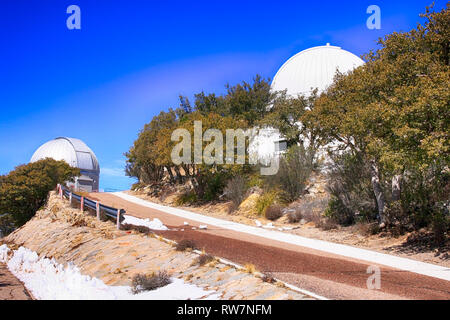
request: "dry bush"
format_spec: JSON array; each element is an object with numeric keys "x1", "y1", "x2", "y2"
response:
[
  {"x1": 326, "y1": 152, "x2": 378, "y2": 226},
  {"x1": 120, "y1": 224, "x2": 153, "y2": 235},
  {"x1": 261, "y1": 272, "x2": 276, "y2": 284},
  {"x1": 224, "y1": 176, "x2": 247, "y2": 212},
  {"x1": 195, "y1": 253, "x2": 215, "y2": 266},
  {"x1": 71, "y1": 217, "x2": 88, "y2": 228},
  {"x1": 244, "y1": 263, "x2": 256, "y2": 274},
  {"x1": 352, "y1": 222, "x2": 380, "y2": 236},
  {"x1": 265, "y1": 204, "x2": 283, "y2": 221},
  {"x1": 131, "y1": 271, "x2": 172, "y2": 294},
  {"x1": 256, "y1": 191, "x2": 278, "y2": 216},
  {"x1": 317, "y1": 218, "x2": 338, "y2": 231},
  {"x1": 287, "y1": 208, "x2": 302, "y2": 223},
  {"x1": 176, "y1": 239, "x2": 197, "y2": 251},
  {"x1": 288, "y1": 197, "x2": 329, "y2": 224},
  {"x1": 301, "y1": 210, "x2": 322, "y2": 225},
  {"x1": 265, "y1": 145, "x2": 315, "y2": 203}
]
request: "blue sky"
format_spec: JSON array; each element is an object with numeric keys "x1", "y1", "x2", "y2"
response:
[{"x1": 0, "y1": 0, "x2": 445, "y2": 190}]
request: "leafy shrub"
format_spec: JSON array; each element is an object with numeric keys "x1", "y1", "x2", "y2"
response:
[
  {"x1": 431, "y1": 211, "x2": 449, "y2": 246},
  {"x1": 194, "y1": 169, "x2": 231, "y2": 202},
  {"x1": 247, "y1": 174, "x2": 264, "y2": 189},
  {"x1": 131, "y1": 271, "x2": 172, "y2": 294},
  {"x1": 0, "y1": 159, "x2": 80, "y2": 227},
  {"x1": 398, "y1": 166, "x2": 449, "y2": 234},
  {"x1": 224, "y1": 176, "x2": 247, "y2": 210},
  {"x1": 265, "y1": 204, "x2": 283, "y2": 221},
  {"x1": 256, "y1": 191, "x2": 278, "y2": 216},
  {"x1": 324, "y1": 197, "x2": 355, "y2": 227},
  {"x1": 175, "y1": 191, "x2": 198, "y2": 206},
  {"x1": 0, "y1": 213, "x2": 15, "y2": 237},
  {"x1": 195, "y1": 253, "x2": 215, "y2": 266},
  {"x1": 176, "y1": 239, "x2": 197, "y2": 251},
  {"x1": 265, "y1": 145, "x2": 315, "y2": 203}
]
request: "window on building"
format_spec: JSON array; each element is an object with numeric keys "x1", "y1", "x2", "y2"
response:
[{"x1": 275, "y1": 140, "x2": 288, "y2": 154}]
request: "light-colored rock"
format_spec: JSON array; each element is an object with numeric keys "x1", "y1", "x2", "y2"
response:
[{"x1": 238, "y1": 193, "x2": 261, "y2": 216}]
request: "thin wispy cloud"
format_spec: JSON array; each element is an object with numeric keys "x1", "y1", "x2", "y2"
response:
[{"x1": 101, "y1": 167, "x2": 125, "y2": 178}]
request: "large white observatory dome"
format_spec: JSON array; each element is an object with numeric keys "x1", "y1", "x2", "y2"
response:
[
  {"x1": 271, "y1": 44, "x2": 364, "y2": 97},
  {"x1": 31, "y1": 137, "x2": 100, "y2": 192}
]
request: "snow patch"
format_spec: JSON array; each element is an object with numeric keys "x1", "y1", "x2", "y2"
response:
[
  {"x1": 0, "y1": 245, "x2": 218, "y2": 300},
  {"x1": 122, "y1": 215, "x2": 168, "y2": 231}
]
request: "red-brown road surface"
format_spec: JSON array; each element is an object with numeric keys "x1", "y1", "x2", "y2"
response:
[{"x1": 92, "y1": 193, "x2": 450, "y2": 300}]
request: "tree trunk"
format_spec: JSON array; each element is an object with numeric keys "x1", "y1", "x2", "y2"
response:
[
  {"x1": 370, "y1": 160, "x2": 386, "y2": 225},
  {"x1": 391, "y1": 174, "x2": 402, "y2": 202}
]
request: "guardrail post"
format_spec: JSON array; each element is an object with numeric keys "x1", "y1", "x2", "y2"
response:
[
  {"x1": 69, "y1": 192, "x2": 72, "y2": 206},
  {"x1": 80, "y1": 196, "x2": 84, "y2": 212},
  {"x1": 59, "y1": 185, "x2": 63, "y2": 199},
  {"x1": 96, "y1": 201, "x2": 100, "y2": 220},
  {"x1": 116, "y1": 209, "x2": 121, "y2": 230}
]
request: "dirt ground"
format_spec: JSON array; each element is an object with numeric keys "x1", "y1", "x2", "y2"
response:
[
  {"x1": 128, "y1": 190, "x2": 449, "y2": 268},
  {"x1": 0, "y1": 264, "x2": 33, "y2": 300}
]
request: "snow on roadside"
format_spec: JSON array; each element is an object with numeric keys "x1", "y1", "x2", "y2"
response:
[
  {"x1": 122, "y1": 215, "x2": 168, "y2": 231},
  {"x1": 0, "y1": 245, "x2": 218, "y2": 300}
]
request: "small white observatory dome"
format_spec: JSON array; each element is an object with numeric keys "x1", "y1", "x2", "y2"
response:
[{"x1": 31, "y1": 137, "x2": 100, "y2": 192}]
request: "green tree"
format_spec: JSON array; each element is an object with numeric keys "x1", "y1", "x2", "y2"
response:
[
  {"x1": 179, "y1": 74, "x2": 274, "y2": 126},
  {"x1": 0, "y1": 159, "x2": 80, "y2": 228},
  {"x1": 125, "y1": 109, "x2": 179, "y2": 183},
  {"x1": 126, "y1": 75, "x2": 273, "y2": 187},
  {"x1": 304, "y1": 4, "x2": 449, "y2": 226},
  {"x1": 260, "y1": 91, "x2": 319, "y2": 149}
]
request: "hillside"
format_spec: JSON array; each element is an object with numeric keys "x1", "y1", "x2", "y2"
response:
[{"x1": 0, "y1": 192, "x2": 312, "y2": 300}]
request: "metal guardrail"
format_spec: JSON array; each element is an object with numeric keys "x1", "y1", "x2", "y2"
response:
[{"x1": 57, "y1": 184, "x2": 125, "y2": 228}]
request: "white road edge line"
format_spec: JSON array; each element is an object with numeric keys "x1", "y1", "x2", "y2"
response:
[{"x1": 113, "y1": 192, "x2": 450, "y2": 282}]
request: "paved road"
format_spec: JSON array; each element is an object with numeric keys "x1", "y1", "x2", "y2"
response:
[
  {"x1": 92, "y1": 193, "x2": 450, "y2": 300},
  {"x1": 0, "y1": 264, "x2": 33, "y2": 300}
]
